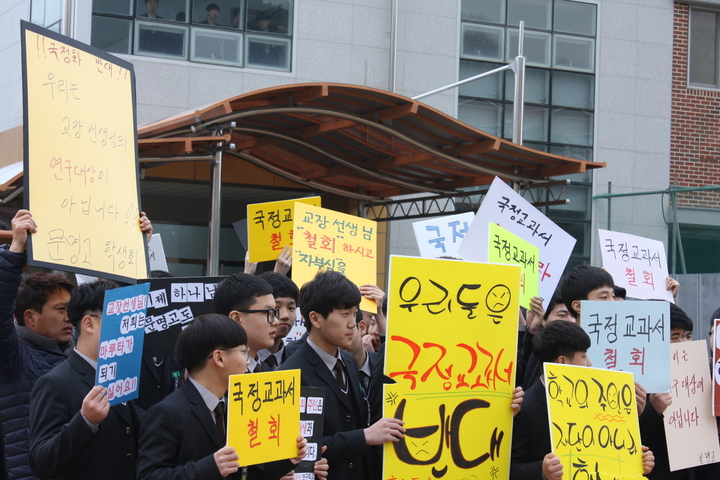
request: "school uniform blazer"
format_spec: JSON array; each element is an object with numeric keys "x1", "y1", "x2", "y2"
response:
[
  {"x1": 29, "y1": 351, "x2": 142, "y2": 480},
  {"x1": 280, "y1": 342, "x2": 370, "y2": 480},
  {"x1": 137, "y1": 380, "x2": 294, "y2": 480},
  {"x1": 510, "y1": 380, "x2": 550, "y2": 480}
]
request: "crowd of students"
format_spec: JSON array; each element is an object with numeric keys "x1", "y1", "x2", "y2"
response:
[{"x1": 0, "y1": 207, "x2": 717, "y2": 480}]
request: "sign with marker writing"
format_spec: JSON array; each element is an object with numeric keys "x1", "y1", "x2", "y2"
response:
[
  {"x1": 581, "y1": 300, "x2": 670, "y2": 393},
  {"x1": 488, "y1": 222, "x2": 539, "y2": 309},
  {"x1": 139, "y1": 275, "x2": 225, "y2": 357},
  {"x1": 294, "y1": 386, "x2": 325, "y2": 480},
  {"x1": 383, "y1": 256, "x2": 520, "y2": 480},
  {"x1": 598, "y1": 229, "x2": 673, "y2": 302},
  {"x1": 21, "y1": 22, "x2": 148, "y2": 283},
  {"x1": 664, "y1": 341, "x2": 720, "y2": 471},
  {"x1": 96, "y1": 283, "x2": 150, "y2": 406},
  {"x1": 545, "y1": 364, "x2": 644, "y2": 480},
  {"x1": 293, "y1": 203, "x2": 377, "y2": 312},
  {"x1": 458, "y1": 177, "x2": 575, "y2": 310},
  {"x1": 248, "y1": 196, "x2": 321, "y2": 263},
  {"x1": 412, "y1": 212, "x2": 474, "y2": 259},
  {"x1": 227, "y1": 369, "x2": 301, "y2": 466}
]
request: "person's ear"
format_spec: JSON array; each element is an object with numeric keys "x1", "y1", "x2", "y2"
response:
[
  {"x1": 358, "y1": 319, "x2": 368, "y2": 335},
  {"x1": 308, "y1": 311, "x2": 322, "y2": 330},
  {"x1": 210, "y1": 349, "x2": 224, "y2": 368},
  {"x1": 81, "y1": 315, "x2": 96, "y2": 334},
  {"x1": 571, "y1": 300, "x2": 581, "y2": 316},
  {"x1": 229, "y1": 310, "x2": 244, "y2": 325},
  {"x1": 23, "y1": 309, "x2": 38, "y2": 328}
]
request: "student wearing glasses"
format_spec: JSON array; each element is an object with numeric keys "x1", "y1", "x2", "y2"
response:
[{"x1": 212, "y1": 273, "x2": 280, "y2": 373}]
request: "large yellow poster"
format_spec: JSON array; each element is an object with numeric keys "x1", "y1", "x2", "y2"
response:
[
  {"x1": 227, "y1": 369, "x2": 300, "y2": 466},
  {"x1": 247, "y1": 196, "x2": 321, "y2": 263},
  {"x1": 383, "y1": 256, "x2": 520, "y2": 480},
  {"x1": 21, "y1": 22, "x2": 148, "y2": 282},
  {"x1": 544, "y1": 363, "x2": 644, "y2": 479},
  {"x1": 488, "y1": 222, "x2": 539, "y2": 309},
  {"x1": 293, "y1": 203, "x2": 377, "y2": 312}
]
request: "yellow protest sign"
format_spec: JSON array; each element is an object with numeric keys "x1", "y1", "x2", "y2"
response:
[
  {"x1": 488, "y1": 222, "x2": 539, "y2": 309},
  {"x1": 21, "y1": 22, "x2": 148, "y2": 282},
  {"x1": 247, "y1": 196, "x2": 321, "y2": 263},
  {"x1": 544, "y1": 364, "x2": 644, "y2": 479},
  {"x1": 293, "y1": 203, "x2": 377, "y2": 312},
  {"x1": 383, "y1": 256, "x2": 520, "y2": 480},
  {"x1": 227, "y1": 369, "x2": 300, "y2": 466}
]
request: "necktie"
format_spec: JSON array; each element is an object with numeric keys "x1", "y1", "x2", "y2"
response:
[
  {"x1": 214, "y1": 401, "x2": 226, "y2": 438},
  {"x1": 253, "y1": 362, "x2": 263, "y2": 373},
  {"x1": 333, "y1": 358, "x2": 346, "y2": 391},
  {"x1": 265, "y1": 355, "x2": 278, "y2": 370},
  {"x1": 360, "y1": 371, "x2": 370, "y2": 393}
]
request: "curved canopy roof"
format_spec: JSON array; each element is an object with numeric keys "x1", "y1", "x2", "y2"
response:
[{"x1": 138, "y1": 83, "x2": 604, "y2": 201}]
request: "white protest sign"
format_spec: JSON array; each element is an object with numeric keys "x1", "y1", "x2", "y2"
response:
[
  {"x1": 457, "y1": 177, "x2": 576, "y2": 309},
  {"x1": 664, "y1": 340, "x2": 720, "y2": 471},
  {"x1": 147, "y1": 233, "x2": 169, "y2": 272},
  {"x1": 412, "y1": 212, "x2": 474, "y2": 259},
  {"x1": 598, "y1": 229, "x2": 673, "y2": 302},
  {"x1": 581, "y1": 300, "x2": 670, "y2": 393}
]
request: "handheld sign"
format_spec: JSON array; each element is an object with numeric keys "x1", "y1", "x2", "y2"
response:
[
  {"x1": 581, "y1": 300, "x2": 670, "y2": 393},
  {"x1": 545, "y1": 364, "x2": 644, "y2": 480},
  {"x1": 598, "y1": 229, "x2": 673, "y2": 302},
  {"x1": 21, "y1": 22, "x2": 149, "y2": 283},
  {"x1": 140, "y1": 275, "x2": 225, "y2": 357},
  {"x1": 227, "y1": 370, "x2": 301, "y2": 466},
  {"x1": 412, "y1": 212, "x2": 473, "y2": 259},
  {"x1": 248, "y1": 196, "x2": 321, "y2": 263},
  {"x1": 293, "y1": 203, "x2": 377, "y2": 312},
  {"x1": 664, "y1": 340, "x2": 720, "y2": 471},
  {"x1": 383, "y1": 256, "x2": 520, "y2": 480},
  {"x1": 147, "y1": 234, "x2": 168, "y2": 272},
  {"x1": 294, "y1": 386, "x2": 326, "y2": 480},
  {"x1": 488, "y1": 222, "x2": 539, "y2": 309},
  {"x1": 457, "y1": 177, "x2": 575, "y2": 310},
  {"x1": 96, "y1": 283, "x2": 151, "y2": 406}
]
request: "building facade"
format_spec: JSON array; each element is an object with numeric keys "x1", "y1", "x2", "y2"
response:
[{"x1": 0, "y1": 0, "x2": 718, "y2": 279}]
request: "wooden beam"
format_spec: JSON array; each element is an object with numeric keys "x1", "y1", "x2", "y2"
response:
[{"x1": 457, "y1": 139, "x2": 501, "y2": 156}]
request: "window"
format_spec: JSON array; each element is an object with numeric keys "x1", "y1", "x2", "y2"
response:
[
  {"x1": 90, "y1": 0, "x2": 293, "y2": 71},
  {"x1": 689, "y1": 9, "x2": 720, "y2": 88},
  {"x1": 459, "y1": 0, "x2": 597, "y2": 266},
  {"x1": 31, "y1": 0, "x2": 63, "y2": 32}
]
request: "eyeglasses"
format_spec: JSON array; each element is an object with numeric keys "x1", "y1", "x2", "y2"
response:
[
  {"x1": 212, "y1": 348, "x2": 250, "y2": 361},
  {"x1": 237, "y1": 307, "x2": 280, "y2": 324}
]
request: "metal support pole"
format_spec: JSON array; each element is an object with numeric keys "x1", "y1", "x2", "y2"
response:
[
  {"x1": 669, "y1": 192, "x2": 687, "y2": 274},
  {"x1": 412, "y1": 64, "x2": 511, "y2": 100},
  {"x1": 389, "y1": 0, "x2": 399, "y2": 93},
  {"x1": 207, "y1": 149, "x2": 223, "y2": 276},
  {"x1": 607, "y1": 181, "x2": 612, "y2": 230},
  {"x1": 511, "y1": 21, "x2": 526, "y2": 146}
]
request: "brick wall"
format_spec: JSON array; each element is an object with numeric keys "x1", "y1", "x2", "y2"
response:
[{"x1": 672, "y1": 2, "x2": 720, "y2": 208}]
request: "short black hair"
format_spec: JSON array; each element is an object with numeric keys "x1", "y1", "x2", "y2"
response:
[
  {"x1": 206, "y1": 3, "x2": 219, "y2": 11},
  {"x1": 558, "y1": 265, "x2": 614, "y2": 316},
  {"x1": 533, "y1": 319, "x2": 591, "y2": 364},
  {"x1": 709, "y1": 307, "x2": 720, "y2": 336},
  {"x1": 670, "y1": 303, "x2": 693, "y2": 333},
  {"x1": 355, "y1": 308, "x2": 364, "y2": 326},
  {"x1": 68, "y1": 281, "x2": 120, "y2": 331},
  {"x1": 150, "y1": 270, "x2": 173, "y2": 278},
  {"x1": 176, "y1": 314, "x2": 247, "y2": 373},
  {"x1": 213, "y1": 273, "x2": 273, "y2": 316},
  {"x1": 258, "y1": 272, "x2": 299, "y2": 302},
  {"x1": 15, "y1": 273, "x2": 74, "y2": 326},
  {"x1": 298, "y1": 270, "x2": 361, "y2": 332},
  {"x1": 613, "y1": 285, "x2": 627, "y2": 300},
  {"x1": 543, "y1": 291, "x2": 566, "y2": 322}
]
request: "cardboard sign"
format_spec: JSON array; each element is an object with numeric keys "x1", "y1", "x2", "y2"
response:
[
  {"x1": 147, "y1": 233, "x2": 168, "y2": 272},
  {"x1": 139, "y1": 276, "x2": 225, "y2": 357},
  {"x1": 412, "y1": 212, "x2": 474, "y2": 259},
  {"x1": 581, "y1": 300, "x2": 670, "y2": 393},
  {"x1": 383, "y1": 256, "x2": 520, "y2": 480},
  {"x1": 294, "y1": 386, "x2": 326, "y2": 480},
  {"x1": 293, "y1": 204, "x2": 377, "y2": 312},
  {"x1": 227, "y1": 369, "x2": 301, "y2": 466},
  {"x1": 96, "y1": 283, "x2": 151, "y2": 406},
  {"x1": 21, "y1": 22, "x2": 148, "y2": 283},
  {"x1": 664, "y1": 341, "x2": 720, "y2": 471},
  {"x1": 714, "y1": 319, "x2": 720, "y2": 416},
  {"x1": 488, "y1": 222, "x2": 539, "y2": 309},
  {"x1": 457, "y1": 177, "x2": 575, "y2": 310},
  {"x1": 545, "y1": 364, "x2": 644, "y2": 479},
  {"x1": 248, "y1": 196, "x2": 321, "y2": 263},
  {"x1": 598, "y1": 229, "x2": 673, "y2": 302}
]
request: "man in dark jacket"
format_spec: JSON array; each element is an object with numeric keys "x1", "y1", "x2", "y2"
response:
[{"x1": 0, "y1": 210, "x2": 74, "y2": 480}]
